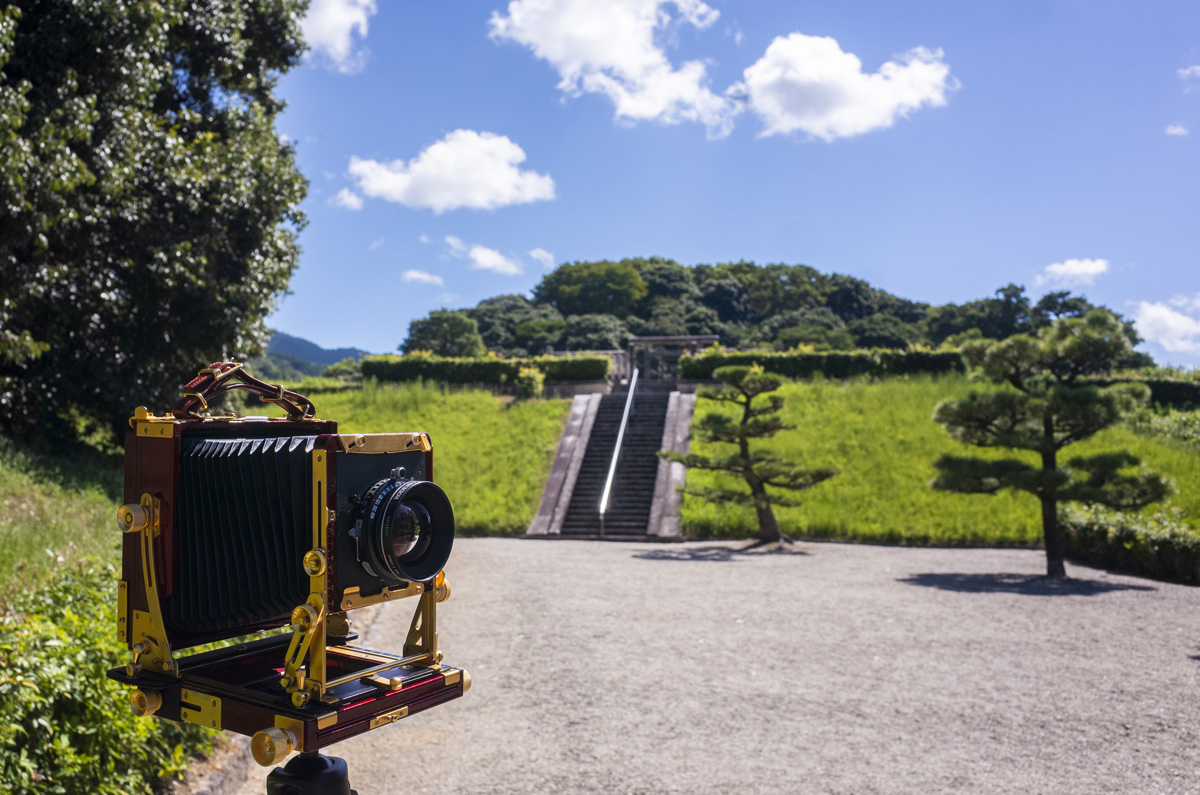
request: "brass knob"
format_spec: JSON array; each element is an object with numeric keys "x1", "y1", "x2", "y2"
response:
[
  {"x1": 117, "y1": 504, "x2": 148, "y2": 533},
  {"x1": 251, "y1": 727, "x2": 296, "y2": 766},
  {"x1": 461, "y1": 669, "x2": 473, "y2": 694},
  {"x1": 302, "y1": 548, "x2": 327, "y2": 576},
  {"x1": 130, "y1": 689, "x2": 162, "y2": 717}
]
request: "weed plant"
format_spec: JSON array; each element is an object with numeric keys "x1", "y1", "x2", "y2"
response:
[{"x1": 682, "y1": 376, "x2": 1200, "y2": 544}]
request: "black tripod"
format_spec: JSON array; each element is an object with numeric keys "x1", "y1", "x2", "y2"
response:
[{"x1": 266, "y1": 752, "x2": 358, "y2": 795}]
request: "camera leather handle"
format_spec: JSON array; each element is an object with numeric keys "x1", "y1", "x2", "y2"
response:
[{"x1": 173, "y1": 361, "x2": 318, "y2": 420}]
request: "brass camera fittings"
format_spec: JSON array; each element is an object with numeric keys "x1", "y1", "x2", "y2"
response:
[
  {"x1": 251, "y1": 726, "x2": 299, "y2": 767},
  {"x1": 130, "y1": 689, "x2": 162, "y2": 717},
  {"x1": 302, "y1": 548, "x2": 327, "y2": 577}
]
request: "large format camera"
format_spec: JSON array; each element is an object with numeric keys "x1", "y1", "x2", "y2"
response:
[{"x1": 108, "y1": 363, "x2": 469, "y2": 779}]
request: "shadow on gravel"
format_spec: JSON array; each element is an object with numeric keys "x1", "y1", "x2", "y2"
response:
[
  {"x1": 632, "y1": 545, "x2": 810, "y2": 563},
  {"x1": 899, "y1": 572, "x2": 1155, "y2": 596}
]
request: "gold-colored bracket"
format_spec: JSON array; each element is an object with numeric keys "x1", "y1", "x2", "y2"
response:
[
  {"x1": 281, "y1": 594, "x2": 327, "y2": 706},
  {"x1": 340, "y1": 581, "x2": 423, "y2": 611},
  {"x1": 179, "y1": 688, "x2": 222, "y2": 730},
  {"x1": 368, "y1": 705, "x2": 409, "y2": 729},
  {"x1": 403, "y1": 589, "x2": 441, "y2": 664},
  {"x1": 118, "y1": 494, "x2": 178, "y2": 677},
  {"x1": 335, "y1": 433, "x2": 431, "y2": 454}
]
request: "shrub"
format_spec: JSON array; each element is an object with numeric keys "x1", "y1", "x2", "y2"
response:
[
  {"x1": 361, "y1": 353, "x2": 610, "y2": 385},
  {"x1": 678, "y1": 347, "x2": 965, "y2": 381},
  {"x1": 516, "y1": 367, "x2": 545, "y2": 400},
  {"x1": 1061, "y1": 506, "x2": 1200, "y2": 585},
  {"x1": 1085, "y1": 378, "x2": 1200, "y2": 410},
  {"x1": 0, "y1": 563, "x2": 216, "y2": 794}
]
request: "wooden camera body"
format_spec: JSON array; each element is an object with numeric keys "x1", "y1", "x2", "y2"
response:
[{"x1": 107, "y1": 364, "x2": 468, "y2": 766}]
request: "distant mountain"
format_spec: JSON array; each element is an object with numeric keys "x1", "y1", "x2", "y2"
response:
[{"x1": 267, "y1": 331, "x2": 371, "y2": 366}]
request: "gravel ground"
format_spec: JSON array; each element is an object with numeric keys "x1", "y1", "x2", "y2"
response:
[{"x1": 235, "y1": 538, "x2": 1200, "y2": 795}]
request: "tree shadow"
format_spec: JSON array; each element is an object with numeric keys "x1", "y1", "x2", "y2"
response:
[
  {"x1": 899, "y1": 572, "x2": 1155, "y2": 596},
  {"x1": 632, "y1": 543, "x2": 810, "y2": 563}
]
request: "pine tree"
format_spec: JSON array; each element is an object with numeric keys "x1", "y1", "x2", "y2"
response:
[
  {"x1": 932, "y1": 311, "x2": 1171, "y2": 576},
  {"x1": 661, "y1": 365, "x2": 835, "y2": 547}
]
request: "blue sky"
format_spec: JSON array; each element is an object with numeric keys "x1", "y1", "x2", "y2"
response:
[{"x1": 269, "y1": 0, "x2": 1200, "y2": 365}]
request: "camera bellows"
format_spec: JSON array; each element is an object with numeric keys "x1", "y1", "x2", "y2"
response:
[{"x1": 168, "y1": 436, "x2": 315, "y2": 641}]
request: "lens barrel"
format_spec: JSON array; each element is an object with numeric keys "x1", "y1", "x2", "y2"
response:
[{"x1": 357, "y1": 477, "x2": 454, "y2": 583}]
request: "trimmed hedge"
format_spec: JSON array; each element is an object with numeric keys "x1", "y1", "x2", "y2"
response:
[
  {"x1": 1, "y1": 563, "x2": 216, "y2": 793},
  {"x1": 1062, "y1": 507, "x2": 1200, "y2": 585},
  {"x1": 1085, "y1": 378, "x2": 1200, "y2": 410},
  {"x1": 361, "y1": 353, "x2": 611, "y2": 384},
  {"x1": 678, "y1": 348, "x2": 966, "y2": 381}
]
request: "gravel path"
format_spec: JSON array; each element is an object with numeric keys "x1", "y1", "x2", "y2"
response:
[{"x1": 235, "y1": 538, "x2": 1200, "y2": 794}]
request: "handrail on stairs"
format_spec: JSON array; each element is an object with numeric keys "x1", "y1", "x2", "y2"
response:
[{"x1": 598, "y1": 367, "x2": 638, "y2": 536}]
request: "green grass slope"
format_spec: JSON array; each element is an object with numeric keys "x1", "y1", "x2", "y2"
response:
[
  {"x1": 0, "y1": 441, "x2": 120, "y2": 592},
  {"x1": 294, "y1": 381, "x2": 571, "y2": 535},
  {"x1": 681, "y1": 376, "x2": 1200, "y2": 545}
]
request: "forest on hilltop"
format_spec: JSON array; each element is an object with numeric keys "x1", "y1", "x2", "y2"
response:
[{"x1": 401, "y1": 257, "x2": 1151, "y2": 366}]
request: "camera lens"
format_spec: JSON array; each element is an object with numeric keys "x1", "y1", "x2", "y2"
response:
[
  {"x1": 358, "y1": 477, "x2": 454, "y2": 583},
  {"x1": 383, "y1": 500, "x2": 431, "y2": 560}
]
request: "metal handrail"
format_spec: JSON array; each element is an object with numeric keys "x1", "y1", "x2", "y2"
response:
[{"x1": 598, "y1": 368, "x2": 638, "y2": 536}]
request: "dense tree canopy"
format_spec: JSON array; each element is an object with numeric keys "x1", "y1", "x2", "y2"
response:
[
  {"x1": 402, "y1": 310, "x2": 486, "y2": 357},
  {"x1": 398, "y1": 256, "x2": 1153, "y2": 366},
  {"x1": 0, "y1": 0, "x2": 307, "y2": 443}
]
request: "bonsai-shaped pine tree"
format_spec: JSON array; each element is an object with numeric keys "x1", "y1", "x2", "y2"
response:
[
  {"x1": 932, "y1": 311, "x2": 1171, "y2": 577},
  {"x1": 661, "y1": 364, "x2": 835, "y2": 548}
]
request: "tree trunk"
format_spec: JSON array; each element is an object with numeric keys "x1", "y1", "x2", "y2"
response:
[
  {"x1": 751, "y1": 484, "x2": 782, "y2": 543},
  {"x1": 1041, "y1": 495, "x2": 1065, "y2": 577},
  {"x1": 1042, "y1": 416, "x2": 1066, "y2": 577}
]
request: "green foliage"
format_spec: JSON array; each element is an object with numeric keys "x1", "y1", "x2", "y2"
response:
[
  {"x1": 681, "y1": 376, "x2": 1200, "y2": 547},
  {"x1": 932, "y1": 311, "x2": 1170, "y2": 576},
  {"x1": 533, "y1": 260, "x2": 648, "y2": 318},
  {"x1": 1127, "y1": 407, "x2": 1200, "y2": 448},
  {"x1": 1084, "y1": 378, "x2": 1200, "y2": 409},
  {"x1": 322, "y1": 357, "x2": 363, "y2": 384},
  {"x1": 1062, "y1": 506, "x2": 1200, "y2": 585},
  {"x1": 664, "y1": 365, "x2": 834, "y2": 542},
  {"x1": 0, "y1": 0, "x2": 308, "y2": 444},
  {"x1": 465, "y1": 295, "x2": 564, "y2": 356},
  {"x1": 362, "y1": 353, "x2": 611, "y2": 385},
  {"x1": 402, "y1": 310, "x2": 487, "y2": 358},
  {"x1": 0, "y1": 563, "x2": 216, "y2": 794},
  {"x1": 516, "y1": 367, "x2": 545, "y2": 401},
  {"x1": 562, "y1": 313, "x2": 627, "y2": 350},
  {"x1": 679, "y1": 347, "x2": 966, "y2": 380}
]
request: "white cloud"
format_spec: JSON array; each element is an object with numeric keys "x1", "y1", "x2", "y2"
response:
[
  {"x1": 368, "y1": 238, "x2": 384, "y2": 251},
  {"x1": 331, "y1": 188, "x2": 364, "y2": 210},
  {"x1": 530, "y1": 247, "x2": 556, "y2": 269},
  {"x1": 348, "y1": 130, "x2": 555, "y2": 213},
  {"x1": 1033, "y1": 258, "x2": 1110, "y2": 288},
  {"x1": 489, "y1": 0, "x2": 737, "y2": 137},
  {"x1": 1179, "y1": 65, "x2": 1200, "y2": 79},
  {"x1": 419, "y1": 234, "x2": 431, "y2": 244},
  {"x1": 444, "y1": 235, "x2": 524, "y2": 276},
  {"x1": 301, "y1": 0, "x2": 377, "y2": 74},
  {"x1": 1133, "y1": 299, "x2": 1200, "y2": 354},
  {"x1": 439, "y1": 292, "x2": 461, "y2": 304},
  {"x1": 467, "y1": 246, "x2": 523, "y2": 276},
  {"x1": 732, "y1": 34, "x2": 955, "y2": 141},
  {"x1": 1166, "y1": 124, "x2": 1189, "y2": 136},
  {"x1": 1169, "y1": 293, "x2": 1200, "y2": 312},
  {"x1": 401, "y1": 269, "x2": 445, "y2": 287}
]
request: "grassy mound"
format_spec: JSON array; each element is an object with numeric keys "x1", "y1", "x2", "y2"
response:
[
  {"x1": 681, "y1": 376, "x2": 1200, "y2": 545},
  {"x1": 274, "y1": 380, "x2": 572, "y2": 535}
]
